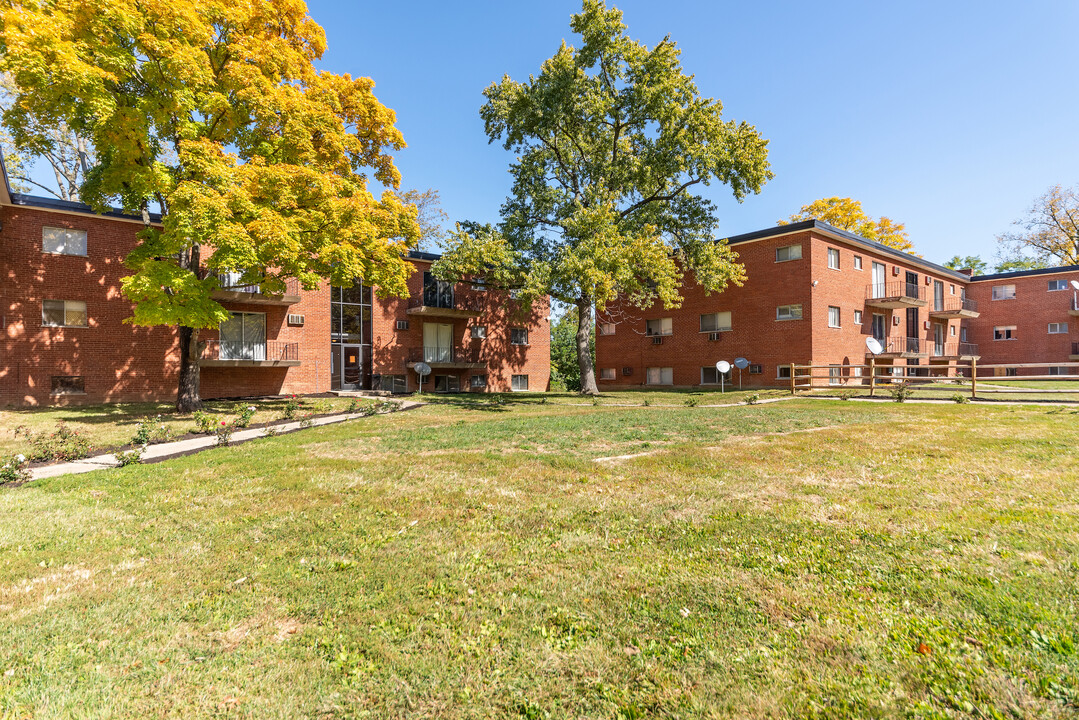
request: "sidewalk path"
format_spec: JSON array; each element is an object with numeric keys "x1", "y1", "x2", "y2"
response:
[{"x1": 30, "y1": 398, "x2": 423, "y2": 481}]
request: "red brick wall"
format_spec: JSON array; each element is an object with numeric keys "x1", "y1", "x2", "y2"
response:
[
  {"x1": 370, "y1": 259, "x2": 551, "y2": 393},
  {"x1": 966, "y1": 269, "x2": 1079, "y2": 373}
]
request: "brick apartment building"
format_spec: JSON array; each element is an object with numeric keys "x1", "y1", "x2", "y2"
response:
[
  {"x1": 0, "y1": 178, "x2": 549, "y2": 406},
  {"x1": 595, "y1": 220, "x2": 981, "y2": 389},
  {"x1": 965, "y1": 265, "x2": 1079, "y2": 375}
]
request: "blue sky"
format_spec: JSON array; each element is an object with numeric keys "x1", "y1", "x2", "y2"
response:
[{"x1": 304, "y1": 0, "x2": 1079, "y2": 266}]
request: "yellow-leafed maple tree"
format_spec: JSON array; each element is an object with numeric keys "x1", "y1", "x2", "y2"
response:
[
  {"x1": 781, "y1": 197, "x2": 914, "y2": 253},
  {"x1": 0, "y1": 0, "x2": 418, "y2": 411}
]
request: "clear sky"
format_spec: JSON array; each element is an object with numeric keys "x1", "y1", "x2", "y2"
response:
[{"x1": 304, "y1": 0, "x2": 1079, "y2": 266}]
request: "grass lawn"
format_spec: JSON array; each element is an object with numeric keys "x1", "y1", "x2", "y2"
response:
[{"x1": 1, "y1": 398, "x2": 1078, "y2": 717}]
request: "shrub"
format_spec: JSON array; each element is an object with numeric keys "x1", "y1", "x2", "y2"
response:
[
  {"x1": 745, "y1": 393, "x2": 760, "y2": 405},
  {"x1": 132, "y1": 415, "x2": 171, "y2": 446},
  {"x1": 952, "y1": 393, "x2": 970, "y2": 404},
  {"x1": 684, "y1": 396, "x2": 699, "y2": 407},
  {"x1": 236, "y1": 405, "x2": 257, "y2": 428},
  {"x1": 0, "y1": 453, "x2": 30, "y2": 484},
  {"x1": 115, "y1": 447, "x2": 144, "y2": 467},
  {"x1": 14, "y1": 422, "x2": 93, "y2": 461},
  {"x1": 215, "y1": 421, "x2": 236, "y2": 447},
  {"x1": 299, "y1": 413, "x2": 314, "y2": 429},
  {"x1": 889, "y1": 381, "x2": 915, "y2": 403},
  {"x1": 262, "y1": 426, "x2": 279, "y2": 438},
  {"x1": 192, "y1": 410, "x2": 219, "y2": 434},
  {"x1": 346, "y1": 398, "x2": 359, "y2": 414},
  {"x1": 281, "y1": 395, "x2": 301, "y2": 421}
]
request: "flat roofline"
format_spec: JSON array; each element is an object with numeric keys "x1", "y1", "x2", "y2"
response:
[
  {"x1": 722, "y1": 219, "x2": 971, "y2": 282},
  {"x1": 7, "y1": 192, "x2": 163, "y2": 223},
  {"x1": 969, "y1": 265, "x2": 1079, "y2": 282}
]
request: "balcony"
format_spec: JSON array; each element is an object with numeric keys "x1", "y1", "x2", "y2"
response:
[
  {"x1": 867, "y1": 336, "x2": 927, "y2": 358},
  {"x1": 406, "y1": 346, "x2": 485, "y2": 369},
  {"x1": 928, "y1": 296, "x2": 980, "y2": 319},
  {"x1": 209, "y1": 273, "x2": 301, "y2": 305},
  {"x1": 200, "y1": 340, "x2": 301, "y2": 367},
  {"x1": 405, "y1": 294, "x2": 483, "y2": 319},
  {"x1": 865, "y1": 281, "x2": 927, "y2": 309},
  {"x1": 1070, "y1": 299, "x2": 1079, "y2": 318},
  {"x1": 928, "y1": 342, "x2": 980, "y2": 360},
  {"x1": 1072, "y1": 342, "x2": 1079, "y2": 361}
]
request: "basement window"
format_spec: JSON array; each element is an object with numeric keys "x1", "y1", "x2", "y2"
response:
[{"x1": 51, "y1": 375, "x2": 85, "y2": 395}]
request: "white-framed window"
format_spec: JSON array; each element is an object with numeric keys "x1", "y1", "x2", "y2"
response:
[
  {"x1": 776, "y1": 304, "x2": 802, "y2": 321},
  {"x1": 1048, "y1": 366, "x2": 1071, "y2": 376},
  {"x1": 950, "y1": 325, "x2": 956, "y2": 336},
  {"x1": 645, "y1": 367, "x2": 673, "y2": 385},
  {"x1": 827, "y1": 248, "x2": 840, "y2": 270},
  {"x1": 42, "y1": 299, "x2": 87, "y2": 327},
  {"x1": 749, "y1": 364, "x2": 762, "y2": 374},
  {"x1": 991, "y1": 284, "x2": 1016, "y2": 301},
  {"x1": 993, "y1": 326, "x2": 1016, "y2": 341},
  {"x1": 853, "y1": 310, "x2": 863, "y2": 325},
  {"x1": 219, "y1": 312, "x2": 267, "y2": 360},
  {"x1": 42, "y1": 227, "x2": 87, "y2": 256},
  {"x1": 828, "y1": 365, "x2": 842, "y2": 385},
  {"x1": 474, "y1": 276, "x2": 487, "y2": 292},
  {"x1": 775, "y1": 244, "x2": 802, "y2": 262},
  {"x1": 511, "y1": 374, "x2": 529, "y2": 391},
  {"x1": 828, "y1": 306, "x2": 841, "y2": 328},
  {"x1": 950, "y1": 284, "x2": 956, "y2": 295},
  {"x1": 471, "y1": 326, "x2": 487, "y2": 339},
  {"x1": 1049, "y1": 322, "x2": 1069, "y2": 334},
  {"x1": 853, "y1": 255, "x2": 863, "y2": 270},
  {"x1": 510, "y1": 328, "x2": 528, "y2": 345},
  {"x1": 599, "y1": 322, "x2": 616, "y2": 335},
  {"x1": 777, "y1": 366, "x2": 792, "y2": 379},
  {"x1": 600, "y1": 368, "x2": 615, "y2": 380},
  {"x1": 699, "y1": 311, "x2": 732, "y2": 333},
  {"x1": 1048, "y1": 279, "x2": 1068, "y2": 291},
  {"x1": 470, "y1": 374, "x2": 487, "y2": 388},
  {"x1": 700, "y1": 366, "x2": 730, "y2": 385},
  {"x1": 646, "y1": 318, "x2": 673, "y2": 336},
  {"x1": 851, "y1": 366, "x2": 863, "y2": 377}
]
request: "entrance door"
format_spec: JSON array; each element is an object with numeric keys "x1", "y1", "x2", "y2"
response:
[
  {"x1": 342, "y1": 345, "x2": 362, "y2": 390},
  {"x1": 934, "y1": 323, "x2": 945, "y2": 356},
  {"x1": 906, "y1": 307, "x2": 920, "y2": 353},
  {"x1": 871, "y1": 262, "x2": 886, "y2": 298},
  {"x1": 423, "y1": 323, "x2": 453, "y2": 363},
  {"x1": 934, "y1": 280, "x2": 944, "y2": 311},
  {"x1": 905, "y1": 271, "x2": 919, "y2": 299}
]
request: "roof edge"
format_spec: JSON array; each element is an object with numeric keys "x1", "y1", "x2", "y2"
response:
[
  {"x1": 9, "y1": 192, "x2": 163, "y2": 223},
  {"x1": 969, "y1": 264, "x2": 1079, "y2": 282}
]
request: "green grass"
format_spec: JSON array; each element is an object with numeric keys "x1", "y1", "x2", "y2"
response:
[
  {"x1": 810, "y1": 380, "x2": 1079, "y2": 403},
  {"x1": 1, "y1": 398, "x2": 1078, "y2": 717}
]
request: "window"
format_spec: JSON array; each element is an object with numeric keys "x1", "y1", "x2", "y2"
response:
[
  {"x1": 1049, "y1": 322, "x2": 1069, "y2": 334},
  {"x1": 700, "y1": 366, "x2": 730, "y2": 385},
  {"x1": 828, "y1": 306, "x2": 841, "y2": 328},
  {"x1": 851, "y1": 366, "x2": 863, "y2": 378},
  {"x1": 1048, "y1": 367, "x2": 1071, "y2": 376},
  {"x1": 600, "y1": 368, "x2": 616, "y2": 380},
  {"x1": 51, "y1": 375, "x2": 85, "y2": 395},
  {"x1": 991, "y1": 284, "x2": 1016, "y2": 300},
  {"x1": 775, "y1": 244, "x2": 802, "y2": 262},
  {"x1": 470, "y1": 374, "x2": 488, "y2": 388},
  {"x1": 599, "y1": 322, "x2": 616, "y2": 335},
  {"x1": 42, "y1": 300, "x2": 87, "y2": 327},
  {"x1": 471, "y1": 326, "x2": 487, "y2": 339},
  {"x1": 776, "y1": 304, "x2": 802, "y2": 321},
  {"x1": 645, "y1": 367, "x2": 673, "y2": 385},
  {"x1": 509, "y1": 289, "x2": 521, "y2": 300},
  {"x1": 395, "y1": 320, "x2": 409, "y2": 331},
  {"x1": 950, "y1": 284, "x2": 956, "y2": 295},
  {"x1": 950, "y1": 325, "x2": 956, "y2": 337},
  {"x1": 827, "y1": 248, "x2": 840, "y2": 270},
  {"x1": 511, "y1": 374, "x2": 529, "y2": 391},
  {"x1": 699, "y1": 311, "x2": 732, "y2": 333},
  {"x1": 749, "y1": 364, "x2": 762, "y2": 375},
  {"x1": 853, "y1": 255, "x2": 863, "y2": 270},
  {"x1": 1006, "y1": 367, "x2": 1019, "y2": 377},
  {"x1": 42, "y1": 227, "x2": 87, "y2": 256},
  {"x1": 434, "y1": 375, "x2": 461, "y2": 393},
  {"x1": 622, "y1": 367, "x2": 633, "y2": 377},
  {"x1": 646, "y1": 318, "x2": 673, "y2": 336},
  {"x1": 993, "y1": 326, "x2": 1016, "y2": 341},
  {"x1": 378, "y1": 375, "x2": 408, "y2": 394},
  {"x1": 961, "y1": 326, "x2": 968, "y2": 342},
  {"x1": 510, "y1": 328, "x2": 528, "y2": 345},
  {"x1": 853, "y1": 310, "x2": 863, "y2": 325},
  {"x1": 777, "y1": 366, "x2": 792, "y2": 379},
  {"x1": 829, "y1": 365, "x2": 842, "y2": 385},
  {"x1": 219, "y1": 312, "x2": 267, "y2": 360},
  {"x1": 474, "y1": 276, "x2": 487, "y2": 292},
  {"x1": 1048, "y1": 279, "x2": 1068, "y2": 291}
]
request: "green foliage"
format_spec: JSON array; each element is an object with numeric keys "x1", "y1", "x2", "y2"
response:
[
  {"x1": 192, "y1": 411, "x2": 220, "y2": 435},
  {"x1": 0, "y1": 452, "x2": 30, "y2": 484},
  {"x1": 132, "y1": 415, "x2": 172, "y2": 446},
  {"x1": 215, "y1": 421, "x2": 236, "y2": 447},
  {"x1": 944, "y1": 255, "x2": 988, "y2": 275},
  {"x1": 236, "y1": 406, "x2": 258, "y2": 429},
  {"x1": 115, "y1": 447, "x2": 144, "y2": 467},
  {"x1": 952, "y1": 393, "x2": 970, "y2": 404},
  {"x1": 551, "y1": 306, "x2": 592, "y2": 392},
  {"x1": 745, "y1": 393, "x2": 760, "y2": 405},
  {"x1": 889, "y1": 381, "x2": 915, "y2": 403},
  {"x1": 684, "y1": 396, "x2": 699, "y2": 407},
  {"x1": 14, "y1": 422, "x2": 92, "y2": 461},
  {"x1": 281, "y1": 396, "x2": 301, "y2": 421},
  {"x1": 998, "y1": 184, "x2": 1079, "y2": 267},
  {"x1": 994, "y1": 256, "x2": 1050, "y2": 273},
  {"x1": 298, "y1": 413, "x2": 314, "y2": 429}
]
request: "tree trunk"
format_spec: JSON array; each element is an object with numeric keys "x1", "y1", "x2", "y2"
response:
[
  {"x1": 576, "y1": 297, "x2": 598, "y2": 395},
  {"x1": 176, "y1": 326, "x2": 203, "y2": 413}
]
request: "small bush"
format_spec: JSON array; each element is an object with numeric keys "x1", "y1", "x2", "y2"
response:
[
  {"x1": 215, "y1": 421, "x2": 236, "y2": 447},
  {"x1": 745, "y1": 393, "x2": 760, "y2": 406},
  {"x1": 132, "y1": 415, "x2": 171, "y2": 446},
  {"x1": 889, "y1": 381, "x2": 915, "y2": 403},
  {"x1": 14, "y1": 422, "x2": 93, "y2": 461},
  {"x1": 192, "y1": 410, "x2": 219, "y2": 434},
  {"x1": 0, "y1": 453, "x2": 31, "y2": 484},
  {"x1": 236, "y1": 405, "x2": 258, "y2": 428},
  {"x1": 952, "y1": 393, "x2": 970, "y2": 404},
  {"x1": 115, "y1": 447, "x2": 144, "y2": 467},
  {"x1": 346, "y1": 399, "x2": 359, "y2": 414},
  {"x1": 298, "y1": 413, "x2": 314, "y2": 429},
  {"x1": 684, "y1": 396, "x2": 699, "y2": 407},
  {"x1": 261, "y1": 426, "x2": 279, "y2": 438},
  {"x1": 281, "y1": 395, "x2": 301, "y2": 420}
]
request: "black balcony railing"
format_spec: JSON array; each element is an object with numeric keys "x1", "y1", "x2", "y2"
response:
[
  {"x1": 204, "y1": 270, "x2": 300, "y2": 297},
  {"x1": 866, "y1": 281, "x2": 925, "y2": 302},
  {"x1": 933, "y1": 296, "x2": 979, "y2": 313},
  {"x1": 202, "y1": 340, "x2": 299, "y2": 362},
  {"x1": 931, "y1": 342, "x2": 978, "y2": 357},
  {"x1": 878, "y1": 336, "x2": 923, "y2": 354},
  {"x1": 407, "y1": 294, "x2": 483, "y2": 312},
  {"x1": 408, "y1": 346, "x2": 481, "y2": 364}
]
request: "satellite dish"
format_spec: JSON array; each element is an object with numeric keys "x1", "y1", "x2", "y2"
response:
[
  {"x1": 866, "y1": 337, "x2": 883, "y2": 355},
  {"x1": 1071, "y1": 280, "x2": 1079, "y2": 291},
  {"x1": 734, "y1": 357, "x2": 750, "y2": 370},
  {"x1": 414, "y1": 362, "x2": 431, "y2": 376},
  {"x1": 716, "y1": 360, "x2": 731, "y2": 373}
]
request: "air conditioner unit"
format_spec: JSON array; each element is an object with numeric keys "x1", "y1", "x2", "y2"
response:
[
  {"x1": 396, "y1": 320, "x2": 409, "y2": 331},
  {"x1": 708, "y1": 332, "x2": 721, "y2": 341},
  {"x1": 287, "y1": 314, "x2": 304, "y2": 326},
  {"x1": 652, "y1": 336, "x2": 663, "y2": 345}
]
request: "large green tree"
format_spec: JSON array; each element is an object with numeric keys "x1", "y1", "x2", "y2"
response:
[
  {"x1": 434, "y1": 0, "x2": 771, "y2": 394},
  {"x1": 550, "y1": 305, "x2": 593, "y2": 392},
  {"x1": 943, "y1": 255, "x2": 988, "y2": 275},
  {"x1": 0, "y1": 0, "x2": 417, "y2": 411}
]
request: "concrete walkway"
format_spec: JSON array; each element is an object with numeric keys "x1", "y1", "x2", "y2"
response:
[{"x1": 30, "y1": 398, "x2": 422, "y2": 481}]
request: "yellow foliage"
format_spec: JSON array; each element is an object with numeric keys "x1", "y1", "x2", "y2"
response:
[{"x1": 781, "y1": 197, "x2": 915, "y2": 253}]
